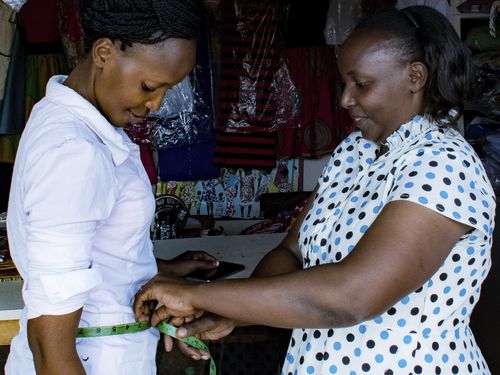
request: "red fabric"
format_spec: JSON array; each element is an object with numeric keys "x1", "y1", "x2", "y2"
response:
[
  {"x1": 217, "y1": 0, "x2": 284, "y2": 134},
  {"x1": 123, "y1": 121, "x2": 157, "y2": 184},
  {"x1": 20, "y1": 0, "x2": 61, "y2": 44},
  {"x1": 214, "y1": 131, "x2": 277, "y2": 169},
  {"x1": 139, "y1": 145, "x2": 158, "y2": 185},
  {"x1": 277, "y1": 46, "x2": 355, "y2": 158}
]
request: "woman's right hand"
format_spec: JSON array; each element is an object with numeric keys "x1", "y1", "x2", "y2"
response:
[
  {"x1": 157, "y1": 250, "x2": 219, "y2": 278},
  {"x1": 171, "y1": 313, "x2": 237, "y2": 360}
]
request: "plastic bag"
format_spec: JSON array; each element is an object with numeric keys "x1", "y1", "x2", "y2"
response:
[
  {"x1": 483, "y1": 131, "x2": 500, "y2": 193},
  {"x1": 466, "y1": 66, "x2": 500, "y2": 118},
  {"x1": 126, "y1": 25, "x2": 215, "y2": 149},
  {"x1": 324, "y1": 0, "x2": 364, "y2": 45},
  {"x1": 216, "y1": 0, "x2": 298, "y2": 133},
  {"x1": 149, "y1": 73, "x2": 213, "y2": 149}
]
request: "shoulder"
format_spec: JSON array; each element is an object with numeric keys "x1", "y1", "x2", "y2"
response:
[
  {"x1": 388, "y1": 128, "x2": 495, "y2": 235},
  {"x1": 23, "y1": 98, "x2": 111, "y2": 167},
  {"x1": 397, "y1": 128, "x2": 487, "y2": 177}
]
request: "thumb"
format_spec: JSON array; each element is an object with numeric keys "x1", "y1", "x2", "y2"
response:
[{"x1": 179, "y1": 260, "x2": 219, "y2": 276}]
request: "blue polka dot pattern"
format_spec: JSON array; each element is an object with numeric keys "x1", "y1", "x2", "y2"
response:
[{"x1": 282, "y1": 117, "x2": 495, "y2": 375}]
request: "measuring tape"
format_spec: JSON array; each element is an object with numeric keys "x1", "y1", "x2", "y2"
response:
[{"x1": 77, "y1": 321, "x2": 216, "y2": 375}]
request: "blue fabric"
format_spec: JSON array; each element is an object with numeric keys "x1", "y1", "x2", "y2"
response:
[
  {"x1": 157, "y1": 19, "x2": 220, "y2": 181},
  {"x1": 158, "y1": 133, "x2": 220, "y2": 181}
]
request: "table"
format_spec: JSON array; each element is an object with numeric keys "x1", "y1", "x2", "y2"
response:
[{"x1": 0, "y1": 233, "x2": 286, "y2": 345}]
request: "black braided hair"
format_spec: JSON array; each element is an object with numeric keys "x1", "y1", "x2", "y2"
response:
[
  {"x1": 79, "y1": 0, "x2": 203, "y2": 53},
  {"x1": 352, "y1": 6, "x2": 474, "y2": 127}
]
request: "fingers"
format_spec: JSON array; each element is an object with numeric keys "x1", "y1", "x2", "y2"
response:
[
  {"x1": 177, "y1": 251, "x2": 217, "y2": 262},
  {"x1": 176, "y1": 260, "x2": 219, "y2": 278},
  {"x1": 176, "y1": 314, "x2": 235, "y2": 341},
  {"x1": 134, "y1": 285, "x2": 156, "y2": 322},
  {"x1": 151, "y1": 305, "x2": 172, "y2": 327},
  {"x1": 177, "y1": 340, "x2": 210, "y2": 361},
  {"x1": 163, "y1": 333, "x2": 174, "y2": 352}
]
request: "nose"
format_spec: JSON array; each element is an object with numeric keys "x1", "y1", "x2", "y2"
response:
[
  {"x1": 340, "y1": 85, "x2": 355, "y2": 109},
  {"x1": 145, "y1": 91, "x2": 166, "y2": 112}
]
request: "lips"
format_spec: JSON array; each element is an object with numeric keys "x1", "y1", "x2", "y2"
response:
[
  {"x1": 350, "y1": 114, "x2": 368, "y2": 128},
  {"x1": 129, "y1": 111, "x2": 148, "y2": 125}
]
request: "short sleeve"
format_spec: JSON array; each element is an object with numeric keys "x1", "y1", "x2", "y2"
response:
[
  {"x1": 22, "y1": 138, "x2": 116, "y2": 318},
  {"x1": 386, "y1": 145, "x2": 496, "y2": 237}
]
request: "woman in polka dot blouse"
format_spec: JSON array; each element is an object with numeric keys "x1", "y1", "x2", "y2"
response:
[{"x1": 135, "y1": 6, "x2": 496, "y2": 374}]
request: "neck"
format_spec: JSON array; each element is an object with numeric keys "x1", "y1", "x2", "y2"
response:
[{"x1": 63, "y1": 57, "x2": 97, "y2": 107}]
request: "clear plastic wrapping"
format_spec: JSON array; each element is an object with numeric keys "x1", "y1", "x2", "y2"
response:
[
  {"x1": 466, "y1": 66, "x2": 500, "y2": 118},
  {"x1": 149, "y1": 74, "x2": 213, "y2": 149},
  {"x1": 216, "y1": 0, "x2": 299, "y2": 133},
  {"x1": 126, "y1": 30, "x2": 215, "y2": 149},
  {"x1": 324, "y1": 0, "x2": 364, "y2": 45}
]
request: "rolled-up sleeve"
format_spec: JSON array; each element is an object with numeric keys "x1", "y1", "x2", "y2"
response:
[{"x1": 22, "y1": 138, "x2": 116, "y2": 319}]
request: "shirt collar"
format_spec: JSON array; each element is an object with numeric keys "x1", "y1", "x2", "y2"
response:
[
  {"x1": 383, "y1": 114, "x2": 437, "y2": 151},
  {"x1": 45, "y1": 75, "x2": 130, "y2": 166}
]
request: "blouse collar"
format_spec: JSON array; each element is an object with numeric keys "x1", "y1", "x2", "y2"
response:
[
  {"x1": 46, "y1": 75, "x2": 130, "y2": 166},
  {"x1": 383, "y1": 115, "x2": 437, "y2": 151}
]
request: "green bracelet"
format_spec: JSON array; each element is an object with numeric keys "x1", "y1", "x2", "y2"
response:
[{"x1": 77, "y1": 321, "x2": 216, "y2": 375}]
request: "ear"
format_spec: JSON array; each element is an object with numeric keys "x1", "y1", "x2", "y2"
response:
[
  {"x1": 91, "y1": 38, "x2": 116, "y2": 69},
  {"x1": 408, "y1": 62, "x2": 427, "y2": 93}
]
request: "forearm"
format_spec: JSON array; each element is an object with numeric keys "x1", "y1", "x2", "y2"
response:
[
  {"x1": 190, "y1": 264, "x2": 359, "y2": 329},
  {"x1": 251, "y1": 244, "x2": 302, "y2": 277},
  {"x1": 28, "y1": 309, "x2": 85, "y2": 375}
]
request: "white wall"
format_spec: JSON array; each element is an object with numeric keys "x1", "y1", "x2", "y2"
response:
[{"x1": 302, "y1": 155, "x2": 330, "y2": 191}]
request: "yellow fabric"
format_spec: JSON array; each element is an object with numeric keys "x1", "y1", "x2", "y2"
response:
[{"x1": 0, "y1": 134, "x2": 20, "y2": 163}]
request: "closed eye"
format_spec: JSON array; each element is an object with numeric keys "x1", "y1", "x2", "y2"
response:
[
  {"x1": 355, "y1": 81, "x2": 369, "y2": 88},
  {"x1": 142, "y1": 83, "x2": 155, "y2": 92}
]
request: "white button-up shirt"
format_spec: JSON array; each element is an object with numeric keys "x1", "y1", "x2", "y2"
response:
[{"x1": 6, "y1": 75, "x2": 159, "y2": 374}]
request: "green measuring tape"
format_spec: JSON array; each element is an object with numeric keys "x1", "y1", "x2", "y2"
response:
[{"x1": 77, "y1": 321, "x2": 216, "y2": 375}]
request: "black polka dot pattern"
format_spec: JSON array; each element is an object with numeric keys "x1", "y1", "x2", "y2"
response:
[{"x1": 282, "y1": 117, "x2": 495, "y2": 374}]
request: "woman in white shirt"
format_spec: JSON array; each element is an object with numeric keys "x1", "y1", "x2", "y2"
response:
[{"x1": 5, "y1": 1, "x2": 214, "y2": 374}]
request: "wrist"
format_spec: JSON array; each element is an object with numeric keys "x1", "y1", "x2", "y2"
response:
[
  {"x1": 156, "y1": 258, "x2": 175, "y2": 276},
  {"x1": 189, "y1": 281, "x2": 210, "y2": 312}
]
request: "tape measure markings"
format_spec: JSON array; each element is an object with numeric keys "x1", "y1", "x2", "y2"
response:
[{"x1": 77, "y1": 321, "x2": 216, "y2": 375}]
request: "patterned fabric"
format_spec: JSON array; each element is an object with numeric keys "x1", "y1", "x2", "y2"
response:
[
  {"x1": 282, "y1": 115, "x2": 496, "y2": 374},
  {"x1": 217, "y1": 0, "x2": 284, "y2": 133},
  {"x1": 214, "y1": 130, "x2": 278, "y2": 169},
  {"x1": 277, "y1": 46, "x2": 354, "y2": 159}
]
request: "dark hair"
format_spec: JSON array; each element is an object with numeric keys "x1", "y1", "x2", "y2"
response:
[
  {"x1": 79, "y1": 0, "x2": 203, "y2": 53},
  {"x1": 353, "y1": 6, "x2": 473, "y2": 127}
]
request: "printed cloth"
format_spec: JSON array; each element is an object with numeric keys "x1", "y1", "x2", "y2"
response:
[{"x1": 282, "y1": 115, "x2": 495, "y2": 374}]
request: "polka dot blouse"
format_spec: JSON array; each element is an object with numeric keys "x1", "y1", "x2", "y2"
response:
[{"x1": 282, "y1": 116, "x2": 496, "y2": 375}]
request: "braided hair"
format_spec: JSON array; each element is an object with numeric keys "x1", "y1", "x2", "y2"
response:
[
  {"x1": 353, "y1": 6, "x2": 473, "y2": 127},
  {"x1": 79, "y1": 0, "x2": 203, "y2": 53}
]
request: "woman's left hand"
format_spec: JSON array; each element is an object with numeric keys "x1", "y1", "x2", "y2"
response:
[
  {"x1": 134, "y1": 273, "x2": 199, "y2": 325},
  {"x1": 157, "y1": 250, "x2": 219, "y2": 277}
]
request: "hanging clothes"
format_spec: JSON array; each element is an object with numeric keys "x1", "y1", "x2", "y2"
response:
[
  {"x1": 156, "y1": 18, "x2": 220, "y2": 181},
  {"x1": 213, "y1": 0, "x2": 286, "y2": 169},
  {"x1": 0, "y1": 14, "x2": 25, "y2": 136},
  {"x1": 0, "y1": 3, "x2": 16, "y2": 103},
  {"x1": 57, "y1": 0, "x2": 85, "y2": 69},
  {"x1": 216, "y1": 0, "x2": 285, "y2": 133},
  {"x1": 214, "y1": 130, "x2": 278, "y2": 169},
  {"x1": 276, "y1": 46, "x2": 354, "y2": 159},
  {"x1": 1, "y1": 0, "x2": 27, "y2": 12}
]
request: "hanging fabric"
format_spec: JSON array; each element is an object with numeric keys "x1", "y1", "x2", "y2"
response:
[
  {"x1": 216, "y1": 0, "x2": 286, "y2": 133},
  {"x1": 276, "y1": 46, "x2": 354, "y2": 159},
  {"x1": 0, "y1": 3, "x2": 16, "y2": 104},
  {"x1": 0, "y1": 14, "x2": 25, "y2": 136},
  {"x1": 213, "y1": 130, "x2": 278, "y2": 169},
  {"x1": 1, "y1": 0, "x2": 27, "y2": 12}
]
